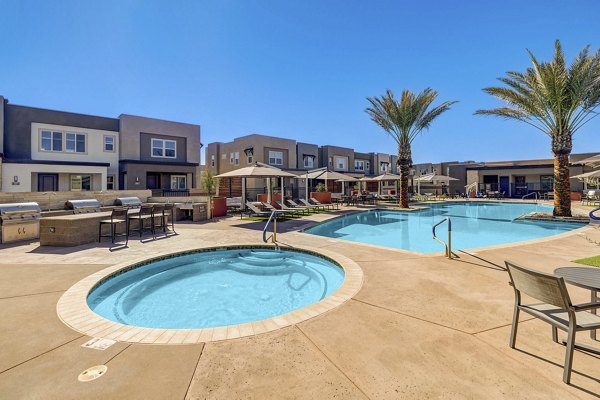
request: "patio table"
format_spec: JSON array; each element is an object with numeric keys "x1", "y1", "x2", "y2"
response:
[{"x1": 554, "y1": 267, "x2": 600, "y2": 352}]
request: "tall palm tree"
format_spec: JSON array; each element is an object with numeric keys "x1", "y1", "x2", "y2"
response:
[
  {"x1": 476, "y1": 40, "x2": 600, "y2": 217},
  {"x1": 366, "y1": 89, "x2": 457, "y2": 208}
]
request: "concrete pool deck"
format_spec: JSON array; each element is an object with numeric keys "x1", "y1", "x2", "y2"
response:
[{"x1": 1, "y1": 202, "x2": 599, "y2": 399}]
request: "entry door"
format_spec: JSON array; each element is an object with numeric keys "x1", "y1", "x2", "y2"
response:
[
  {"x1": 499, "y1": 176, "x2": 509, "y2": 195},
  {"x1": 38, "y1": 174, "x2": 58, "y2": 192},
  {"x1": 146, "y1": 173, "x2": 160, "y2": 189}
]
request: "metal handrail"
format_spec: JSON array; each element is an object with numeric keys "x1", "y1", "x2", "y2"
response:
[
  {"x1": 262, "y1": 210, "x2": 281, "y2": 243},
  {"x1": 522, "y1": 192, "x2": 538, "y2": 203},
  {"x1": 432, "y1": 217, "x2": 453, "y2": 259},
  {"x1": 590, "y1": 207, "x2": 600, "y2": 223}
]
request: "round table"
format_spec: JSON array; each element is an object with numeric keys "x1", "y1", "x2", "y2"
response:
[{"x1": 554, "y1": 267, "x2": 600, "y2": 341}]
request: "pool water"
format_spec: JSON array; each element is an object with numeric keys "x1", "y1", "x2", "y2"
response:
[
  {"x1": 87, "y1": 249, "x2": 345, "y2": 329},
  {"x1": 305, "y1": 202, "x2": 584, "y2": 253}
]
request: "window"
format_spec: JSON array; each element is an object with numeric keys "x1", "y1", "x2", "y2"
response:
[
  {"x1": 170, "y1": 175, "x2": 187, "y2": 190},
  {"x1": 380, "y1": 162, "x2": 389, "y2": 172},
  {"x1": 221, "y1": 153, "x2": 227, "y2": 160},
  {"x1": 420, "y1": 168, "x2": 429, "y2": 175},
  {"x1": 247, "y1": 154, "x2": 253, "y2": 164},
  {"x1": 334, "y1": 157, "x2": 347, "y2": 171},
  {"x1": 230, "y1": 152, "x2": 239, "y2": 165},
  {"x1": 210, "y1": 155, "x2": 215, "y2": 167},
  {"x1": 40, "y1": 130, "x2": 63, "y2": 152},
  {"x1": 365, "y1": 161, "x2": 370, "y2": 170},
  {"x1": 328, "y1": 157, "x2": 333, "y2": 167},
  {"x1": 66, "y1": 132, "x2": 86, "y2": 153},
  {"x1": 104, "y1": 135, "x2": 115, "y2": 152},
  {"x1": 303, "y1": 156, "x2": 314, "y2": 168},
  {"x1": 70, "y1": 175, "x2": 91, "y2": 191},
  {"x1": 151, "y1": 139, "x2": 176, "y2": 158},
  {"x1": 269, "y1": 151, "x2": 283, "y2": 165},
  {"x1": 106, "y1": 175, "x2": 115, "y2": 190},
  {"x1": 540, "y1": 175, "x2": 554, "y2": 191},
  {"x1": 354, "y1": 160, "x2": 365, "y2": 171}
]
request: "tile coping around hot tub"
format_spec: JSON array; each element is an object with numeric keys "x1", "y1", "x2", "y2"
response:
[{"x1": 56, "y1": 243, "x2": 364, "y2": 344}]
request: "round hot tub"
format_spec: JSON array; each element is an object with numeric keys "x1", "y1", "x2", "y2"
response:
[{"x1": 87, "y1": 248, "x2": 345, "y2": 329}]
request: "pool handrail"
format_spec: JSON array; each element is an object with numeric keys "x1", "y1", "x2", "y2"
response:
[
  {"x1": 522, "y1": 192, "x2": 539, "y2": 203},
  {"x1": 432, "y1": 217, "x2": 454, "y2": 259},
  {"x1": 590, "y1": 207, "x2": 600, "y2": 224},
  {"x1": 262, "y1": 210, "x2": 281, "y2": 243}
]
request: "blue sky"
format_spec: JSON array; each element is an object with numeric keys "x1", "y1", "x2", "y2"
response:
[{"x1": 1, "y1": 0, "x2": 599, "y2": 164}]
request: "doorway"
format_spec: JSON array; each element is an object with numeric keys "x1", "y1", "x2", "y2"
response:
[
  {"x1": 499, "y1": 176, "x2": 509, "y2": 195},
  {"x1": 37, "y1": 174, "x2": 58, "y2": 192},
  {"x1": 146, "y1": 173, "x2": 160, "y2": 189}
]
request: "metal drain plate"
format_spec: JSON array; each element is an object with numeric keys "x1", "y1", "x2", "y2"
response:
[
  {"x1": 81, "y1": 338, "x2": 116, "y2": 350},
  {"x1": 78, "y1": 365, "x2": 107, "y2": 382}
]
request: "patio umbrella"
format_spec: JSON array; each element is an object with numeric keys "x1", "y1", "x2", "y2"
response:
[
  {"x1": 572, "y1": 170, "x2": 600, "y2": 187},
  {"x1": 369, "y1": 173, "x2": 401, "y2": 195},
  {"x1": 575, "y1": 154, "x2": 600, "y2": 167},
  {"x1": 414, "y1": 173, "x2": 458, "y2": 195},
  {"x1": 215, "y1": 163, "x2": 297, "y2": 209},
  {"x1": 300, "y1": 168, "x2": 357, "y2": 198}
]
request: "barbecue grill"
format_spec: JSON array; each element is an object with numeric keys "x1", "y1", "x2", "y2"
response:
[
  {"x1": 0, "y1": 202, "x2": 42, "y2": 243},
  {"x1": 65, "y1": 199, "x2": 102, "y2": 214},
  {"x1": 115, "y1": 197, "x2": 142, "y2": 208}
]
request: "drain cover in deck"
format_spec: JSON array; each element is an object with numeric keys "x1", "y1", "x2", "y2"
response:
[
  {"x1": 81, "y1": 338, "x2": 116, "y2": 350},
  {"x1": 78, "y1": 365, "x2": 108, "y2": 382}
]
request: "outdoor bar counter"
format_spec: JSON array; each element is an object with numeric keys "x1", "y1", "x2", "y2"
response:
[{"x1": 39, "y1": 202, "x2": 208, "y2": 246}]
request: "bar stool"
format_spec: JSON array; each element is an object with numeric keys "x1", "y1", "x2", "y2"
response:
[
  {"x1": 98, "y1": 208, "x2": 129, "y2": 245},
  {"x1": 163, "y1": 203, "x2": 176, "y2": 234},
  {"x1": 152, "y1": 203, "x2": 166, "y2": 234},
  {"x1": 128, "y1": 204, "x2": 155, "y2": 238}
]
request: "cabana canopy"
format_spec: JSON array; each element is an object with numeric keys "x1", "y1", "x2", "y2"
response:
[
  {"x1": 413, "y1": 173, "x2": 458, "y2": 182},
  {"x1": 302, "y1": 169, "x2": 357, "y2": 181},
  {"x1": 575, "y1": 154, "x2": 600, "y2": 167},
  {"x1": 367, "y1": 173, "x2": 402, "y2": 181}
]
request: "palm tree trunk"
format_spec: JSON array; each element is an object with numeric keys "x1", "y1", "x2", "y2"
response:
[
  {"x1": 398, "y1": 143, "x2": 412, "y2": 208},
  {"x1": 553, "y1": 152, "x2": 572, "y2": 217}
]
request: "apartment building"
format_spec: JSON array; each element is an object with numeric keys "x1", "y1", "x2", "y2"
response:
[
  {"x1": 466, "y1": 153, "x2": 599, "y2": 197},
  {"x1": 0, "y1": 96, "x2": 201, "y2": 193}
]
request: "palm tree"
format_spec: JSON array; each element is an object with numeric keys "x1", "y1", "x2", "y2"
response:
[
  {"x1": 366, "y1": 89, "x2": 457, "y2": 208},
  {"x1": 476, "y1": 40, "x2": 600, "y2": 217}
]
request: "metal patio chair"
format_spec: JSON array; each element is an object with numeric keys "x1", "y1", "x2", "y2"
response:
[
  {"x1": 98, "y1": 207, "x2": 129, "y2": 245},
  {"x1": 505, "y1": 261, "x2": 600, "y2": 384}
]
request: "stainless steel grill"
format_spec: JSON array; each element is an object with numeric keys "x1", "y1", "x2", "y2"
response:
[
  {"x1": 65, "y1": 199, "x2": 102, "y2": 214},
  {"x1": 115, "y1": 197, "x2": 142, "y2": 208},
  {"x1": 0, "y1": 202, "x2": 42, "y2": 243}
]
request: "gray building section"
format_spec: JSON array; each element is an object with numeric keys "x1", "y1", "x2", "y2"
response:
[
  {"x1": 0, "y1": 96, "x2": 5, "y2": 155},
  {"x1": 2, "y1": 103, "x2": 119, "y2": 161},
  {"x1": 296, "y1": 142, "x2": 319, "y2": 169}
]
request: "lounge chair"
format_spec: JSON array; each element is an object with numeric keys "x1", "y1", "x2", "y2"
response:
[
  {"x1": 505, "y1": 261, "x2": 600, "y2": 384},
  {"x1": 286, "y1": 199, "x2": 315, "y2": 213},
  {"x1": 310, "y1": 197, "x2": 338, "y2": 210},
  {"x1": 583, "y1": 190, "x2": 597, "y2": 206},
  {"x1": 275, "y1": 200, "x2": 307, "y2": 216},
  {"x1": 243, "y1": 202, "x2": 272, "y2": 219},
  {"x1": 261, "y1": 202, "x2": 300, "y2": 217},
  {"x1": 299, "y1": 198, "x2": 327, "y2": 211}
]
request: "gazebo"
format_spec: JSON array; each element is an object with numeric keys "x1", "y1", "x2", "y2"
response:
[
  {"x1": 364, "y1": 173, "x2": 402, "y2": 195},
  {"x1": 215, "y1": 163, "x2": 297, "y2": 210}
]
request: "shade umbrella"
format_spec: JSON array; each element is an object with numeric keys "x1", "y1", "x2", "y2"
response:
[
  {"x1": 575, "y1": 154, "x2": 600, "y2": 167},
  {"x1": 369, "y1": 173, "x2": 401, "y2": 195},
  {"x1": 414, "y1": 173, "x2": 458, "y2": 195},
  {"x1": 299, "y1": 168, "x2": 357, "y2": 199},
  {"x1": 215, "y1": 163, "x2": 297, "y2": 209},
  {"x1": 572, "y1": 170, "x2": 600, "y2": 188}
]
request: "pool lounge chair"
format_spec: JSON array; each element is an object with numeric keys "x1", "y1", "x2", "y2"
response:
[
  {"x1": 310, "y1": 197, "x2": 338, "y2": 210},
  {"x1": 284, "y1": 199, "x2": 314, "y2": 213},
  {"x1": 261, "y1": 202, "x2": 300, "y2": 217},
  {"x1": 505, "y1": 261, "x2": 600, "y2": 384},
  {"x1": 243, "y1": 202, "x2": 272, "y2": 219},
  {"x1": 275, "y1": 200, "x2": 308, "y2": 216},
  {"x1": 298, "y1": 198, "x2": 326, "y2": 211}
]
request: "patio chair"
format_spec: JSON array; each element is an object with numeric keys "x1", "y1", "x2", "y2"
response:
[
  {"x1": 152, "y1": 203, "x2": 166, "y2": 234},
  {"x1": 162, "y1": 203, "x2": 176, "y2": 234},
  {"x1": 310, "y1": 197, "x2": 338, "y2": 210},
  {"x1": 128, "y1": 204, "x2": 155, "y2": 238},
  {"x1": 243, "y1": 202, "x2": 272, "y2": 219},
  {"x1": 98, "y1": 207, "x2": 128, "y2": 245},
  {"x1": 288, "y1": 199, "x2": 318, "y2": 212},
  {"x1": 582, "y1": 190, "x2": 596, "y2": 206},
  {"x1": 505, "y1": 261, "x2": 600, "y2": 384},
  {"x1": 275, "y1": 200, "x2": 307, "y2": 216},
  {"x1": 261, "y1": 202, "x2": 300, "y2": 217},
  {"x1": 299, "y1": 198, "x2": 327, "y2": 211}
]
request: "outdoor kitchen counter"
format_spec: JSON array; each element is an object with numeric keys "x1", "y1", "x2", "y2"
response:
[{"x1": 40, "y1": 211, "x2": 115, "y2": 246}]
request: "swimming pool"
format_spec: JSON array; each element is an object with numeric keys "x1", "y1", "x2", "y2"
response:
[
  {"x1": 87, "y1": 248, "x2": 345, "y2": 329},
  {"x1": 304, "y1": 202, "x2": 585, "y2": 253}
]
